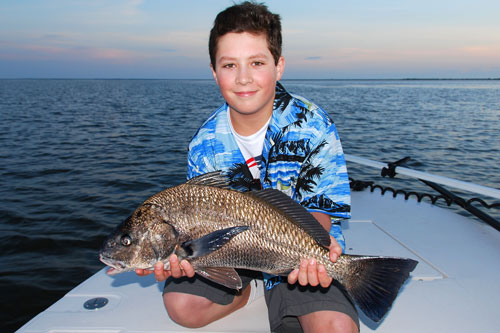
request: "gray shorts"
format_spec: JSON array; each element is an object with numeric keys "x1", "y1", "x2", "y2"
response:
[
  {"x1": 163, "y1": 272, "x2": 359, "y2": 332},
  {"x1": 265, "y1": 280, "x2": 359, "y2": 332},
  {"x1": 163, "y1": 269, "x2": 258, "y2": 305}
]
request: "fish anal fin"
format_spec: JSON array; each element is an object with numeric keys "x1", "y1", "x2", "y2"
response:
[{"x1": 196, "y1": 267, "x2": 243, "y2": 290}]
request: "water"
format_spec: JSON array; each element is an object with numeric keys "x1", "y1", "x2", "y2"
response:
[{"x1": 1, "y1": 79, "x2": 499, "y2": 331}]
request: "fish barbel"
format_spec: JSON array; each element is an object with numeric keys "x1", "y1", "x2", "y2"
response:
[{"x1": 100, "y1": 172, "x2": 418, "y2": 322}]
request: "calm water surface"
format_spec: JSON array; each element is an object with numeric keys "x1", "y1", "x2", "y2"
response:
[{"x1": 1, "y1": 79, "x2": 499, "y2": 331}]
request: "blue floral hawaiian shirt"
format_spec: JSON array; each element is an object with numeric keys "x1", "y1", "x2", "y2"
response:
[{"x1": 187, "y1": 82, "x2": 351, "y2": 290}]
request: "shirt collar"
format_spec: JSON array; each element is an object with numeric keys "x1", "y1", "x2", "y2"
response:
[{"x1": 268, "y1": 81, "x2": 295, "y2": 135}]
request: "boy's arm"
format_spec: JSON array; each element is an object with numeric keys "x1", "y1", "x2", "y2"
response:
[
  {"x1": 298, "y1": 115, "x2": 350, "y2": 221},
  {"x1": 187, "y1": 146, "x2": 213, "y2": 179},
  {"x1": 287, "y1": 211, "x2": 341, "y2": 288},
  {"x1": 287, "y1": 112, "x2": 348, "y2": 288},
  {"x1": 311, "y1": 212, "x2": 342, "y2": 262}
]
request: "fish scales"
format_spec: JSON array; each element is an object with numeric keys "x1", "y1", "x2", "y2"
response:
[{"x1": 150, "y1": 183, "x2": 327, "y2": 275}]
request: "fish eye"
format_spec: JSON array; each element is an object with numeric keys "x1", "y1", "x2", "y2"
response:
[{"x1": 120, "y1": 235, "x2": 132, "y2": 246}]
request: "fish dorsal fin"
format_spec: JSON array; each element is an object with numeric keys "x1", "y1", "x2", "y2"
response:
[
  {"x1": 186, "y1": 171, "x2": 232, "y2": 189},
  {"x1": 246, "y1": 189, "x2": 331, "y2": 248}
]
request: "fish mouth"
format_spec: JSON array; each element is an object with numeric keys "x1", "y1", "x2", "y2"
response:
[{"x1": 99, "y1": 254, "x2": 128, "y2": 275}]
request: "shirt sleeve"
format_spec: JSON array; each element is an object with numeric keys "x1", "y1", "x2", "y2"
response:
[
  {"x1": 187, "y1": 137, "x2": 217, "y2": 180},
  {"x1": 297, "y1": 118, "x2": 351, "y2": 220}
]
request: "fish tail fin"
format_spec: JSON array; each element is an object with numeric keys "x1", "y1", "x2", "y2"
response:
[{"x1": 340, "y1": 255, "x2": 418, "y2": 322}]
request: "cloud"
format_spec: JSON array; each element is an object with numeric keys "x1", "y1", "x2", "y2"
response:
[
  {"x1": 305, "y1": 56, "x2": 322, "y2": 60},
  {"x1": 0, "y1": 40, "x2": 145, "y2": 64},
  {"x1": 459, "y1": 44, "x2": 500, "y2": 59},
  {"x1": 122, "y1": 0, "x2": 144, "y2": 16},
  {"x1": 0, "y1": 28, "x2": 207, "y2": 62}
]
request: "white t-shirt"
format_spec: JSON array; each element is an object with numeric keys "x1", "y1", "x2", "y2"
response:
[{"x1": 227, "y1": 108, "x2": 270, "y2": 180}]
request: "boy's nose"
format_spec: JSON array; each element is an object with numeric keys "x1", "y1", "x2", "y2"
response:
[{"x1": 236, "y1": 67, "x2": 253, "y2": 85}]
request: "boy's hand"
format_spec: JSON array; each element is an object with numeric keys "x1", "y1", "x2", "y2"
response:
[
  {"x1": 135, "y1": 254, "x2": 195, "y2": 282},
  {"x1": 328, "y1": 234, "x2": 342, "y2": 263},
  {"x1": 287, "y1": 236, "x2": 341, "y2": 288}
]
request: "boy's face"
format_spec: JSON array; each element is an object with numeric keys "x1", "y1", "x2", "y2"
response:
[{"x1": 211, "y1": 32, "x2": 285, "y2": 120}]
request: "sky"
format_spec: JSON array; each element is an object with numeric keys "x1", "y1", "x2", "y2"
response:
[{"x1": 1, "y1": 0, "x2": 499, "y2": 79}]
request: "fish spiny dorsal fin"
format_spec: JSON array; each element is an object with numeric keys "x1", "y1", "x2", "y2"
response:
[
  {"x1": 246, "y1": 189, "x2": 331, "y2": 248},
  {"x1": 186, "y1": 171, "x2": 232, "y2": 189}
]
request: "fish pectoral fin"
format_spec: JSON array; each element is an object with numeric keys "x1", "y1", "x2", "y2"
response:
[
  {"x1": 180, "y1": 226, "x2": 250, "y2": 259},
  {"x1": 196, "y1": 267, "x2": 243, "y2": 290}
]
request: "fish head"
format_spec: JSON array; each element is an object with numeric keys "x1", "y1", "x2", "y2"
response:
[{"x1": 99, "y1": 203, "x2": 179, "y2": 275}]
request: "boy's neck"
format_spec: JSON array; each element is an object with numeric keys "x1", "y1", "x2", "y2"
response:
[{"x1": 229, "y1": 107, "x2": 273, "y2": 136}]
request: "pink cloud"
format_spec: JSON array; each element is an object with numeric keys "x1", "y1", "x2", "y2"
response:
[{"x1": 0, "y1": 40, "x2": 145, "y2": 64}]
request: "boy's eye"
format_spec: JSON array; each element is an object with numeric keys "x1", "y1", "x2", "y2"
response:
[
  {"x1": 222, "y1": 63, "x2": 235, "y2": 69},
  {"x1": 253, "y1": 61, "x2": 264, "y2": 66}
]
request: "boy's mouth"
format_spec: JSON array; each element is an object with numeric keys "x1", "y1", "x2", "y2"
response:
[{"x1": 235, "y1": 90, "x2": 257, "y2": 97}]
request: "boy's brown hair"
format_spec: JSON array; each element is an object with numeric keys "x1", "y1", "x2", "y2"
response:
[{"x1": 209, "y1": 1, "x2": 282, "y2": 68}]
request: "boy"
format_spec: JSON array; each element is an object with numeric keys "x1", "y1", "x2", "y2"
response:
[{"x1": 137, "y1": 2, "x2": 358, "y2": 332}]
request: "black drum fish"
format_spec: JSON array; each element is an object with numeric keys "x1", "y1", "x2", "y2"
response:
[{"x1": 100, "y1": 172, "x2": 418, "y2": 322}]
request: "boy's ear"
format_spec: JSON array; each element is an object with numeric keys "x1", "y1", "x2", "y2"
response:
[
  {"x1": 210, "y1": 64, "x2": 219, "y2": 85},
  {"x1": 276, "y1": 56, "x2": 285, "y2": 80}
]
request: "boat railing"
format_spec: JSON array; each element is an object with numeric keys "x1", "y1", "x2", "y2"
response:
[
  {"x1": 345, "y1": 154, "x2": 500, "y2": 200},
  {"x1": 344, "y1": 154, "x2": 500, "y2": 231}
]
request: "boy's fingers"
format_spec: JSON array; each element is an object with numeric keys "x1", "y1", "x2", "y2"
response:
[
  {"x1": 318, "y1": 264, "x2": 333, "y2": 288},
  {"x1": 329, "y1": 236, "x2": 341, "y2": 262},
  {"x1": 287, "y1": 269, "x2": 299, "y2": 284},
  {"x1": 135, "y1": 268, "x2": 153, "y2": 276},
  {"x1": 154, "y1": 262, "x2": 168, "y2": 281},
  {"x1": 180, "y1": 260, "x2": 195, "y2": 278},
  {"x1": 307, "y1": 259, "x2": 319, "y2": 287},
  {"x1": 297, "y1": 259, "x2": 308, "y2": 286},
  {"x1": 169, "y1": 254, "x2": 183, "y2": 278}
]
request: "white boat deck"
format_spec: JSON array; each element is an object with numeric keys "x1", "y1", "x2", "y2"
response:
[{"x1": 18, "y1": 189, "x2": 500, "y2": 332}]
